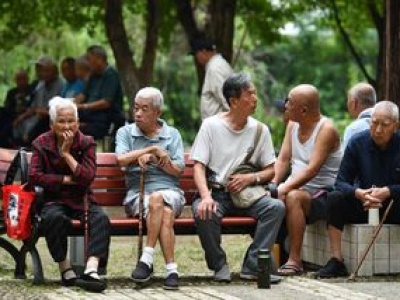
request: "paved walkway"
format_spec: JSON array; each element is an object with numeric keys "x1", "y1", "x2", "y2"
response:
[{"x1": 11, "y1": 276, "x2": 397, "y2": 300}]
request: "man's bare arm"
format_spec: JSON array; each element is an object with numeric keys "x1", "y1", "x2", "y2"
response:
[{"x1": 279, "y1": 121, "x2": 340, "y2": 194}]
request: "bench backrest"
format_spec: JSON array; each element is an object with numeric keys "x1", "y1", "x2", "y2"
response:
[
  {"x1": 0, "y1": 148, "x2": 19, "y2": 185},
  {"x1": 0, "y1": 149, "x2": 197, "y2": 207}
]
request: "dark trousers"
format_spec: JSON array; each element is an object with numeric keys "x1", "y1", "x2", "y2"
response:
[
  {"x1": 0, "y1": 109, "x2": 13, "y2": 148},
  {"x1": 41, "y1": 203, "x2": 110, "y2": 263},
  {"x1": 192, "y1": 190, "x2": 285, "y2": 273},
  {"x1": 327, "y1": 191, "x2": 400, "y2": 231},
  {"x1": 80, "y1": 122, "x2": 109, "y2": 140}
]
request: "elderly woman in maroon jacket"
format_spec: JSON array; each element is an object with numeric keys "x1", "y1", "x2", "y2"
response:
[{"x1": 29, "y1": 96, "x2": 110, "y2": 293}]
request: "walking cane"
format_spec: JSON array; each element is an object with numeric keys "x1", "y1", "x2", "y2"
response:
[
  {"x1": 84, "y1": 194, "x2": 90, "y2": 263},
  {"x1": 137, "y1": 168, "x2": 146, "y2": 263},
  {"x1": 348, "y1": 199, "x2": 394, "y2": 281}
]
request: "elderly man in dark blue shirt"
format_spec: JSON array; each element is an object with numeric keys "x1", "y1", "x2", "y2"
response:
[
  {"x1": 316, "y1": 100, "x2": 400, "y2": 278},
  {"x1": 75, "y1": 45, "x2": 124, "y2": 140}
]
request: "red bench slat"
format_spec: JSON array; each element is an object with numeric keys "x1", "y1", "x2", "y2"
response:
[
  {"x1": 91, "y1": 179, "x2": 126, "y2": 189},
  {"x1": 72, "y1": 217, "x2": 256, "y2": 229},
  {"x1": 0, "y1": 148, "x2": 256, "y2": 235}
]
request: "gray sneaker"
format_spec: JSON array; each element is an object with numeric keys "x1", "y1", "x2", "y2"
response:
[
  {"x1": 214, "y1": 264, "x2": 231, "y2": 283},
  {"x1": 240, "y1": 271, "x2": 282, "y2": 284}
]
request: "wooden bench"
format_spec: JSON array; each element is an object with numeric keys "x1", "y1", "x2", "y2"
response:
[{"x1": 0, "y1": 148, "x2": 257, "y2": 284}]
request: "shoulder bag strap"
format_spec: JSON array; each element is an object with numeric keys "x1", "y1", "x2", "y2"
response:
[
  {"x1": 243, "y1": 122, "x2": 263, "y2": 163},
  {"x1": 4, "y1": 148, "x2": 29, "y2": 185}
]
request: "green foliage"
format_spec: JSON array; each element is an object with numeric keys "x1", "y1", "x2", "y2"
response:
[
  {"x1": 236, "y1": 18, "x2": 378, "y2": 121},
  {"x1": 0, "y1": 0, "x2": 382, "y2": 147},
  {"x1": 0, "y1": 0, "x2": 102, "y2": 49},
  {"x1": 154, "y1": 52, "x2": 201, "y2": 146}
]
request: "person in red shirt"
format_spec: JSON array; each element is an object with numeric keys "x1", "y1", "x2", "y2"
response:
[{"x1": 29, "y1": 96, "x2": 110, "y2": 292}]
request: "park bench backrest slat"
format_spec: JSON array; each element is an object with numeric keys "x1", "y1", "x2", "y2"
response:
[{"x1": 0, "y1": 148, "x2": 198, "y2": 207}]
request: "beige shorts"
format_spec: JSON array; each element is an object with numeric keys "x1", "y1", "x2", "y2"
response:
[{"x1": 124, "y1": 189, "x2": 185, "y2": 218}]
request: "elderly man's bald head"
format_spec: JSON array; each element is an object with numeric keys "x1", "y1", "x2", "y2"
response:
[
  {"x1": 289, "y1": 84, "x2": 319, "y2": 102},
  {"x1": 287, "y1": 84, "x2": 320, "y2": 115}
]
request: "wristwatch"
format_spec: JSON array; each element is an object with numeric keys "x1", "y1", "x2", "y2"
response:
[{"x1": 254, "y1": 172, "x2": 261, "y2": 184}]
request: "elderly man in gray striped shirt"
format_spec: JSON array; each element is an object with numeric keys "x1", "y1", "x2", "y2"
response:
[{"x1": 116, "y1": 87, "x2": 185, "y2": 290}]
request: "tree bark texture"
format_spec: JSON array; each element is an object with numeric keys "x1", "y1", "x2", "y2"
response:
[
  {"x1": 104, "y1": 0, "x2": 159, "y2": 120},
  {"x1": 206, "y1": 0, "x2": 236, "y2": 63},
  {"x1": 104, "y1": 0, "x2": 139, "y2": 101},
  {"x1": 385, "y1": 0, "x2": 400, "y2": 106},
  {"x1": 367, "y1": 0, "x2": 385, "y2": 100},
  {"x1": 175, "y1": 0, "x2": 235, "y2": 94}
]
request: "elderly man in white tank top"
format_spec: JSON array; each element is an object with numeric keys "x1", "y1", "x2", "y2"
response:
[{"x1": 272, "y1": 84, "x2": 342, "y2": 276}]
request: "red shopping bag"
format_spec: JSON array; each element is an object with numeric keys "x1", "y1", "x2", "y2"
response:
[{"x1": 2, "y1": 184, "x2": 35, "y2": 240}]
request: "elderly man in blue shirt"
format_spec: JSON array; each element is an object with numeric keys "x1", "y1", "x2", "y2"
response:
[
  {"x1": 342, "y1": 83, "x2": 376, "y2": 149},
  {"x1": 115, "y1": 87, "x2": 185, "y2": 290},
  {"x1": 316, "y1": 100, "x2": 400, "y2": 278}
]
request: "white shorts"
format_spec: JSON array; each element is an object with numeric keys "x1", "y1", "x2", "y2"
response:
[{"x1": 124, "y1": 189, "x2": 185, "y2": 218}]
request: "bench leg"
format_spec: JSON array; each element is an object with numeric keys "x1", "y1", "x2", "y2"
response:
[
  {"x1": 0, "y1": 237, "x2": 26, "y2": 279},
  {"x1": 19, "y1": 242, "x2": 45, "y2": 285}
]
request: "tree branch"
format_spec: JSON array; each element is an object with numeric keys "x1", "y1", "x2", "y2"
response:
[
  {"x1": 139, "y1": 0, "x2": 159, "y2": 87},
  {"x1": 104, "y1": 0, "x2": 139, "y2": 119},
  {"x1": 366, "y1": 0, "x2": 384, "y2": 34},
  {"x1": 329, "y1": 0, "x2": 375, "y2": 85},
  {"x1": 174, "y1": 0, "x2": 201, "y2": 40}
]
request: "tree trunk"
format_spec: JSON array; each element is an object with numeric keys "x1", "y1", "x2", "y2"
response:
[
  {"x1": 330, "y1": 0, "x2": 375, "y2": 86},
  {"x1": 104, "y1": 0, "x2": 160, "y2": 120},
  {"x1": 206, "y1": 0, "x2": 236, "y2": 63},
  {"x1": 104, "y1": 0, "x2": 139, "y2": 102},
  {"x1": 384, "y1": 0, "x2": 400, "y2": 106},
  {"x1": 367, "y1": 0, "x2": 385, "y2": 100},
  {"x1": 175, "y1": 0, "x2": 236, "y2": 94},
  {"x1": 138, "y1": 0, "x2": 159, "y2": 87}
]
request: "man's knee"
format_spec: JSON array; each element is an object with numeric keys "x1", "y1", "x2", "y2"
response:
[
  {"x1": 268, "y1": 197, "x2": 286, "y2": 216},
  {"x1": 149, "y1": 192, "x2": 164, "y2": 212},
  {"x1": 162, "y1": 206, "x2": 174, "y2": 227},
  {"x1": 286, "y1": 190, "x2": 310, "y2": 211}
]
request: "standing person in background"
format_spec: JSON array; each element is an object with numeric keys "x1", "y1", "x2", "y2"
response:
[
  {"x1": 75, "y1": 45, "x2": 124, "y2": 140},
  {"x1": 342, "y1": 83, "x2": 376, "y2": 150},
  {"x1": 60, "y1": 57, "x2": 85, "y2": 98},
  {"x1": 190, "y1": 36, "x2": 233, "y2": 120}
]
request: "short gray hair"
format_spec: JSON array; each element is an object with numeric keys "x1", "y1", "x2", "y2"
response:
[
  {"x1": 222, "y1": 72, "x2": 252, "y2": 106},
  {"x1": 348, "y1": 83, "x2": 376, "y2": 107},
  {"x1": 48, "y1": 97, "x2": 78, "y2": 122},
  {"x1": 134, "y1": 87, "x2": 164, "y2": 109},
  {"x1": 87, "y1": 45, "x2": 107, "y2": 62},
  {"x1": 372, "y1": 100, "x2": 399, "y2": 121}
]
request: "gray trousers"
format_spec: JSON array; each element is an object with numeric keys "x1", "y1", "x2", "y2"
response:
[{"x1": 192, "y1": 190, "x2": 285, "y2": 274}]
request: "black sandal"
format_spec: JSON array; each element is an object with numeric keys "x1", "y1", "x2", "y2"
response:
[
  {"x1": 75, "y1": 271, "x2": 107, "y2": 293},
  {"x1": 61, "y1": 268, "x2": 77, "y2": 286}
]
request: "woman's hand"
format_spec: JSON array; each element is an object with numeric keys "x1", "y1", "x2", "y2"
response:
[{"x1": 61, "y1": 130, "x2": 74, "y2": 157}]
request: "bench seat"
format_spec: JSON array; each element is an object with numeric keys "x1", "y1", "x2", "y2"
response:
[{"x1": 0, "y1": 148, "x2": 257, "y2": 283}]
